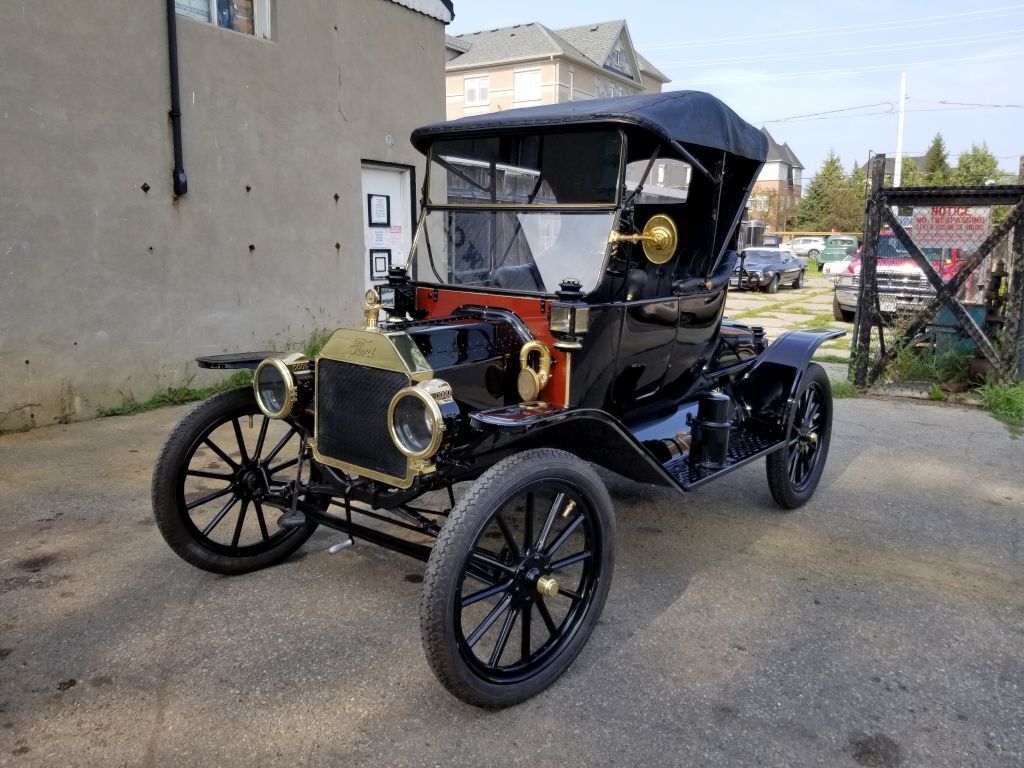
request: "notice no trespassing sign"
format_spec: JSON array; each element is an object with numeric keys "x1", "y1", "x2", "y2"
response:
[{"x1": 911, "y1": 206, "x2": 992, "y2": 250}]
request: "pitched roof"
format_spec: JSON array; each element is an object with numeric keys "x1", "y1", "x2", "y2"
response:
[
  {"x1": 444, "y1": 34, "x2": 470, "y2": 53},
  {"x1": 554, "y1": 20, "x2": 625, "y2": 68},
  {"x1": 387, "y1": 0, "x2": 453, "y2": 23},
  {"x1": 445, "y1": 23, "x2": 590, "y2": 70},
  {"x1": 636, "y1": 52, "x2": 669, "y2": 83},
  {"x1": 859, "y1": 156, "x2": 927, "y2": 175},
  {"x1": 760, "y1": 127, "x2": 804, "y2": 169},
  {"x1": 446, "y1": 19, "x2": 670, "y2": 86}
]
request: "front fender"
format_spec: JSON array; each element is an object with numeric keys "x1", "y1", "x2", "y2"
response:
[
  {"x1": 195, "y1": 352, "x2": 284, "y2": 370},
  {"x1": 469, "y1": 403, "x2": 676, "y2": 487},
  {"x1": 732, "y1": 329, "x2": 845, "y2": 428}
]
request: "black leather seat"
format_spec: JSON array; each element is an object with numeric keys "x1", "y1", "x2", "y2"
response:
[{"x1": 493, "y1": 263, "x2": 544, "y2": 292}]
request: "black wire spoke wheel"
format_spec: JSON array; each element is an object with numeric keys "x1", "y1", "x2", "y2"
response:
[
  {"x1": 421, "y1": 448, "x2": 614, "y2": 708},
  {"x1": 766, "y1": 363, "x2": 834, "y2": 510},
  {"x1": 152, "y1": 387, "x2": 320, "y2": 574}
]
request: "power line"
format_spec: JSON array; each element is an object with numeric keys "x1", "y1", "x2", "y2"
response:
[
  {"x1": 655, "y1": 29, "x2": 1024, "y2": 68},
  {"x1": 758, "y1": 102, "x2": 1024, "y2": 124},
  {"x1": 639, "y1": 4, "x2": 1024, "y2": 50},
  {"x1": 671, "y1": 49, "x2": 1024, "y2": 85},
  {"x1": 761, "y1": 102, "x2": 894, "y2": 123},
  {"x1": 937, "y1": 100, "x2": 1024, "y2": 108}
]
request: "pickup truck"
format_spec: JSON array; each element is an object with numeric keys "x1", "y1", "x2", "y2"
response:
[{"x1": 832, "y1": 235, "x2": 964, "y2": 321}]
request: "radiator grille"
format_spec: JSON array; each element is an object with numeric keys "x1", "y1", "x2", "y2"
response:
[{"x1": 316, "y1": 359, "x2": 408, "y2": 480}]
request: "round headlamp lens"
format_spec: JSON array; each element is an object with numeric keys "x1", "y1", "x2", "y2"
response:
[
  {"x1": 393, "y1": 395, "x2": 435, "y2": 454},
  {"x1": 388, "y1": 386, "x2": 445, "y2": 459},
  {"x1": 254, "y1": 359, "x2": 295, "y2": 418}
]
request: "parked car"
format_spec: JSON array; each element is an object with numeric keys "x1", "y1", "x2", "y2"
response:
[
  {"x1": 732, "y1": 247, "x2": 807, "y2": 293},
  {"x1": 822, "y1": 253, "x2": 854, "y2": 280},
  {"x1": 788, "y1": 236, "x2": 826, "y2": 259},
  {"x1": 818, "y1": 235, "x2": 860, "y2": 267},
  {"x1": 151, "y1": 91, "x2": 843, "y2": 709}
]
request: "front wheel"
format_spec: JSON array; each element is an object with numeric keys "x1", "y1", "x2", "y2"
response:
[
  {"x1": 833, "y1": 292, "x2": 855, "y2": 322},
  {"x1": 793, "y1": 270, "x2": 805, "y2": 289},
  {"x1": 766, "y1": 363, "x2": 833, "y2": 509},
  {"x1": 808, "y1": 249, "x2": 820, "y2": 258},
  {"x1": 420, "y1": 448, "x2": 614, "y2": 708},
  {"x1": 152, "y1": 387, "x2": 320, "y2": 574},
  {"x1": 766, "y1": 274, "x2": 780, "y2": 294}
]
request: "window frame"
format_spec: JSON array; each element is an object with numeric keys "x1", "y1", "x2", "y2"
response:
[
  {"x1": 463, "y1": 75, "x2": 490, "y2": 108},
  {"x1": 513, "y1": 69, "x2": 543, "y2": 104},
  {"x1": 175, "y1": 0, "x2": 273, "y2": 40}
]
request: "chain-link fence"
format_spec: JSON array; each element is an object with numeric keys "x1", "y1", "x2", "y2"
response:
[{"x1": 849, "y1": 155, "x2": 1024, "y2": 388}]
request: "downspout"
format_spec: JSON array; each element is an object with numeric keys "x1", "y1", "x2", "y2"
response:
[{"x1": 166, "y1": 0, "x2": 188, "y2": 196}]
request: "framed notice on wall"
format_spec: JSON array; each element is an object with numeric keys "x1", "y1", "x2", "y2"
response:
[
  {"x1": 370, "y1": 249, "x2": 392, "y2": 281},
  {"x1": 367, "y1": 194, "x2": 391, "y2": 227}
]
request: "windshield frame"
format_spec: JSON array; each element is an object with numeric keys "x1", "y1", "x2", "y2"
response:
[
  {"x1": 408, "y1": 207, "x2": 621, "y2": 297},
  {"x1": 423, "y1": 128, "x2": 628, "y2": 212}
]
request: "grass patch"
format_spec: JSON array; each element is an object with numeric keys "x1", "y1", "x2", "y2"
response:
[
  {"x1": 813, "y1": 353, "x2": 851, "y2": 365},
  {"x1": 831, "y1": 380, "x2": 858, "y2": 398},
  {"x1": 793, "y1": 312, "x2": 841, "y2": 330},
  {"x1": 99, "y1": 370, "x2": 254, "y2": 417},
  {"x1": 928, "y1": 384, "x2": 948, "y2": 401},
  {"x1": 887, "y1": 344, "x2": 937, "y2": 383},
  {"x1": 303, "y1": 327, "x2": 333, "y2": 359},
  {"x1": 977, "y1": 382, "x2": 1024, "y2": 427}
]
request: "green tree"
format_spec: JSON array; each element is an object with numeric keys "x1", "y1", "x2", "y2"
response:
[
  {"x1": 922, "y1": 133, "x2": 951, "y2": 185},
  {"x1": 897, "y1": 158, "x2": 925, "y2": 186},
  {"x1": 951, "y1": 142, "x2": 1000, "y2": 185},
  {"x1": 796, "y1": 152, "x2": 865, "y2": 232},
  {"x1": 796, "y1": 151, "x2": 844, "y2": 230}
]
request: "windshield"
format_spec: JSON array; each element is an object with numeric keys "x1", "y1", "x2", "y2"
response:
[
  {"x1": 413, "y1": 209, "x2": 614, "y2": 294},
  {"x1": 742, "y1": 250, "x2": 779, "y2": 265},
  {"x1": 428, "y1": 130, "x2": 623, "y2": 207}
]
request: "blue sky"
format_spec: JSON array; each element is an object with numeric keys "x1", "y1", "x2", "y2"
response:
[{"x1": 448, "y1": 1, "x2": 1024, "y2": 178}]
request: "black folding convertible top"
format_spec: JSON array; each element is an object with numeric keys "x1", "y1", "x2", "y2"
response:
[{"x1": 411, "y1": 90, "x2": 768, "y2": 163}]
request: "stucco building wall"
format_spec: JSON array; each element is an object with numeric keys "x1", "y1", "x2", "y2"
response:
[{"x1": 0, "y1": 0, "x2": 446, "y2": 430}]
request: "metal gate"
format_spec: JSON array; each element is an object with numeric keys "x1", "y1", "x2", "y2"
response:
[{"x1": 850, "y1": 154, "x2": 1024, "y2": 388}]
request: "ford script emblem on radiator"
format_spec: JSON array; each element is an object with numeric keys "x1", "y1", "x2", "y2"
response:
[{"x1": 349, "y1": 338, "x2": 377, "y2": 359}]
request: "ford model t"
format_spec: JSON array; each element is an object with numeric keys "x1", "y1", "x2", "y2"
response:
[{"x1": 153, "y1": 91, "x2": 842, "y2": 708}]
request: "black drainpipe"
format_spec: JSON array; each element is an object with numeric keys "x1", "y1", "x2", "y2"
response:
[{"x1": 166, "y1": 0, "x2": 188, "y2": 197}]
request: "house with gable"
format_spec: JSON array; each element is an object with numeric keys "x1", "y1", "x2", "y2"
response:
[
  {"x1": 749, "y1": 128, "x2": 805, "y2": 229},
  {"x1": 444, "y1": 19, "x2": 669, "y2": 119}
]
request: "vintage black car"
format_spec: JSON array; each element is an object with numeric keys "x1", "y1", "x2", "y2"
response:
[
  {"x1": 731, "y1": 247, "x2": 807, "y2": 292},
  {"x1": 152, "y1": 91, "x2": 843, "y2": 709}
]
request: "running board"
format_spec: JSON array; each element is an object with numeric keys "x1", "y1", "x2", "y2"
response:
[{"x1": 665, "y1": 430, "x2": 784, "y2": 491}]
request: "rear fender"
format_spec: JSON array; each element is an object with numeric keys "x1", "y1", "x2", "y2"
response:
[
  {"x1": 469, "y1": 403, "x2": 676, "y2": 487},
  {"x1": 732, "y1": 329, "x2": 845, "y2": 428}
]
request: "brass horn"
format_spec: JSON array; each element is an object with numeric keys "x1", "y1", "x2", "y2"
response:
[{"x1": 608, "y1": 213, "x2": 679, "y2": 265}]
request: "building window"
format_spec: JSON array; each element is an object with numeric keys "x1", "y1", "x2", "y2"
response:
[
  {"x1": 464, "y1": 76, "x2": 490, "y2": 107},
  {"x1": 513, "y1": 70, "x2": 542, "y2": 103},
  {"x1": 175, "y1": 0, "x2": 273, "y2": 39}
]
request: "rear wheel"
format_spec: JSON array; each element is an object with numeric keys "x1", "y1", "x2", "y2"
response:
[
  {"x1": 420, "y1": 448, "x2": 614, "y2": 708},
  {"x1": 808, "y1": 249, "x2": 820, "y2": 259},
  {"x1": 766, "y1": 364, "x2": 833, "y2": 509},
  {"x1": 793, "y1": 270, "x2": 805, "y2": 289},
  {"x1": 152, "y1": 387, "x2": 320, "y2": 574}
]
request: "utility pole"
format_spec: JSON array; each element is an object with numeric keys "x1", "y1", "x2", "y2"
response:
[
  {"x1": 892, "y1": 72, "x2": 907, "y2": 187},
  {"x1": 1018, "y1": 155, "x2": 1023, "y2": 183}
]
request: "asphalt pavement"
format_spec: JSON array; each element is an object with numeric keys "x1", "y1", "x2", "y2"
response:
[{"x1": 0, "y1": 397, "x2": 1022, "y2": 767}]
